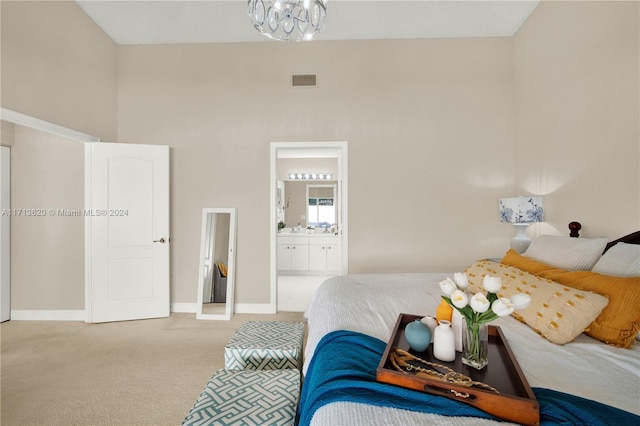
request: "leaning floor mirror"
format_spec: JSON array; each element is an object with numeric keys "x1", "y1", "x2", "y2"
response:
[{"x1": 196, "y1": 208, "x2": 237, "y2": 320}]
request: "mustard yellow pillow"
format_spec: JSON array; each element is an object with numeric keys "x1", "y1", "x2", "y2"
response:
[
  {"x1": 501, "y1": 250, "x2": 640, "y2": 348},
  {"x1": 217, "y1": 262, "x2": 228, "y2": 277},
  {"x1": 465, "y1": 260, "x2": 609, "y2": 345},
  {"x1": 538, "y1": 269, "x2": 640, "y2": 348}
]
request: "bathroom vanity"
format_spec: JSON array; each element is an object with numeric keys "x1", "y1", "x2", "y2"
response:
[{"x1": 277, "y1": 233, "x2": 340, "y2": 274}]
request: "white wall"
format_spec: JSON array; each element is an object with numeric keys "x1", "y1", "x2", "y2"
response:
[
  {"x1": 1, "y1": 1, "x2": 117, "y2": 313},
  {"x1": 1, "y1": 1, "x2": 118, "y2": 141},
  {"x1": 1, "y1": 1, "x2": 638, "y2": 311},
  {"x1": 10, "y1": 126, "x2": 85, "y2": 311},
  {"x1": 117, "y1": 38, "x2": 516, "y2": 305},
  {"x1": 513, "y1": 1, "x2": 639, "y2": 238},
  {"x1": 0, "y1": 145, "x2": 10, "y2": 321}
]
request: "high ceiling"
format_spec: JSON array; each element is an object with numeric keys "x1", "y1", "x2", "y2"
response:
[{"x1": 76, "y1": 1, "x2": 540, "y2": 45}]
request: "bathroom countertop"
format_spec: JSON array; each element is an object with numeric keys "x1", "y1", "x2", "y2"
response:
[{"x1": 279, "y1": 230, "x2": 338, "y2": 236}]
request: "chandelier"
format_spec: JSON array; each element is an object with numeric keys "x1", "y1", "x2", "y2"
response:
[{"x1": 248, "y1": 0, "x2": 328, "y2": 42}]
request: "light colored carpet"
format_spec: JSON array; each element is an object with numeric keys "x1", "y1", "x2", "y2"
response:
[
  {"x1": 277, "y1": 275, "x2": 332, "y2": 312},
  {"x1": 1, "y1": 312, "x2": 305, "y2": 426}
]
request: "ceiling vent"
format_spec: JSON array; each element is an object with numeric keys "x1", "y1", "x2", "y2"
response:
[{"x1": 292, "y1": 74, "x2": 317, "y2": 87}]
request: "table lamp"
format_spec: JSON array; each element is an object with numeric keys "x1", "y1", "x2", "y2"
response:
[{"x1": 499, "y1": 196, "x2": 544, "y2": 253}]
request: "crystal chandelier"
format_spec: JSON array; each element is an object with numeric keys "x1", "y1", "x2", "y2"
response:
[{"x1": 248, "y1": 0, "x2": 328, "y2": 42}]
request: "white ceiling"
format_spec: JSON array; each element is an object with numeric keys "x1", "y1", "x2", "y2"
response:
[{"x1": 75, "y1": 1, "x2": 540, "y2": 45}]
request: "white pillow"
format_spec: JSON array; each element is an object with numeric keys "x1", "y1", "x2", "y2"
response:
[
  {"x1": 524, "y1": 235, "x2": 608, "y2": 271},
  {"x1": 592, "y1": 242, "x2": 640, "y2": 277}
]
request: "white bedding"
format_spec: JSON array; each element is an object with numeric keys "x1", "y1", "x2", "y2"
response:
[{"x1": 303, "y1": 273, "x2": 640, "y2": 425}]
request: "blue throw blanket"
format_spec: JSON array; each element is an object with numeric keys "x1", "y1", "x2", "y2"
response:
[{"x1": 297, "y1": 330, "x2": 640, "y2": 426}]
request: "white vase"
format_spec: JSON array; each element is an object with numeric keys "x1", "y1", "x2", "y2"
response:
[
  {"x1": 420, "y1": 315, "x2": 438, "y2": 343},
  {"x1": 451, "y1": 309, "x2": 463, "y2": 352},
  {"x1": 433, "y1": 320, "x2": 456, "y2": 362}
]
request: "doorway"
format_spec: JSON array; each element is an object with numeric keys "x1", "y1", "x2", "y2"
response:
[
  {"x1": 2, "y1": 118, "x2": 90, "y2": 321},
  {"x1": 270, "y1": 142, "x2": 348, "y2": 312}
]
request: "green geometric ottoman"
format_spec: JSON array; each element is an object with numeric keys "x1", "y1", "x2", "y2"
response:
[
  {"x1": 182, "y1": 369, "x2": 300, "y2": 426},
  {"x1": 224, "y1": 321, "x2": 304, "y2": 371}
]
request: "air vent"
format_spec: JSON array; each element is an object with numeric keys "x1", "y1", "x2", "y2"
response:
[{"x1": 292, "y1": 74, "x2": 317, "y2": 87}]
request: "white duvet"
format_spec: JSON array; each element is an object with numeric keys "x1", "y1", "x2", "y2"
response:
[{"x1": 303, "y1": 273, "x2": 640, "y2": 425}]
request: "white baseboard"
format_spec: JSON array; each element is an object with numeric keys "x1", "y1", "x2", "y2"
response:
[
  {"x1": 170, "y1": 303, "x2": 197, "y2": 313},
  {"x1": 171, "y1": 303, "x2": 277, "y2": 315},
  {"x1": 11, "y1": 310, "x2": 85, "y2": 321},
  {"x1": 234, "y1": 303, "x2": 277, "y2": 314},
  {"x1": 9, "y1": 304, "x2": 277, "y2": 320}
]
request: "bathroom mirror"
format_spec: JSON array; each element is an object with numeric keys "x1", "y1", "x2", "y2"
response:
[
  {"x1": 282, "y1": 181, "x2": 337, "y2": 229},
  {"x1": 196, "y1": 207, "x2": 236, "y2": 320}
]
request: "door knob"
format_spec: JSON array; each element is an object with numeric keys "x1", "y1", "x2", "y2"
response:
[{"x1": 153, "y1": 238, "x2": 166, "y2": 243}]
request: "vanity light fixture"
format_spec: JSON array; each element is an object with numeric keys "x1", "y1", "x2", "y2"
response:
[
  {"x1": 288, "y1": 172, "x2": 332, "y2": 180},
  {"x1": 499, "y1": 196, "x2": 544, "y2": 253}
]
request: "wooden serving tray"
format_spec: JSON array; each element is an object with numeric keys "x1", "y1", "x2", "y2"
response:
[{"x1": 376, "y1": 313, "x2": 540, "y2": 425}]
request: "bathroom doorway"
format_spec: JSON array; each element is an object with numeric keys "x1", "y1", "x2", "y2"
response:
[{"x1": 270, "y1": 142, "x2": 348, "y2": 312}]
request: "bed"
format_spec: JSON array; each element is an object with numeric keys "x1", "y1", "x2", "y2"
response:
[{"x1": 298, "y1": 223, "x2": 640, "y2": 425}]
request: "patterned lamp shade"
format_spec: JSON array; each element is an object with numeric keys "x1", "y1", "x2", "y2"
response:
[
  {"x1": 499, "y1": 197, "x2": 544, "y2": 224},
  {"x1": 500, "y1": 196, "x2": 544, "y2": 253}
]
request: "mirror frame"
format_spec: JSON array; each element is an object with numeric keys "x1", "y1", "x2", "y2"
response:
[{"x1": 196, "y1": 207, "x2": 237, "y2": 320}]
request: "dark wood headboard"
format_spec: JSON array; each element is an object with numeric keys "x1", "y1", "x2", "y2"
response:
[{"x1": 569, "y1": 221, "x2": 640, "y2": 253}]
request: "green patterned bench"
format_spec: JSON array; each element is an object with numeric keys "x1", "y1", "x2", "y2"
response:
[
  {"x1": 225, "y1": 321, "x2": 304, "y2": 370},
  {"x1": 182, "y1": 369, "x2": 300, "y2": 426}
]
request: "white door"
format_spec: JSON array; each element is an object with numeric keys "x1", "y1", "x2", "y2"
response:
[
  {"x1": 326, "y1": 245, "x2": 340, "y2": 271},
  {"x1": 87, "y1": 143, "x2": 170, "y2": 323},
  {"x1": 277, "y1": 244, "x2": 292, "y2": 271},
  {"x1": 308, "y1": 244, "x2": 326, "y2": 271},
  {"x1": 291, "y1": 244, "x2": 309, "y2": 271}
]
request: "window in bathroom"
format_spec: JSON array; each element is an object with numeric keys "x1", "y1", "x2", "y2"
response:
[
  {"x1": 306, "y1": 184, "x2": 336, "y2": 228},
  {"x1": 308, "y1": 197, "x2": 334, "y2": 228}
]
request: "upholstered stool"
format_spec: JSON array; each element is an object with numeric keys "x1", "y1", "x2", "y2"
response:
[
  {"x1": 225, "y1": 321, "x2": 304, "y2": 370},
  {"x1": 182, "y1": 369, "x2": 300, "y2": 426}
]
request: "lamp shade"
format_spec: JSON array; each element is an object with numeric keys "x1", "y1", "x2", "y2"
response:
[{"x1": 499, "y1": 197, "x2": 544, "y2": 224}]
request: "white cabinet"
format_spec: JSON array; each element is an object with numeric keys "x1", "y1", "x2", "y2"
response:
[
  {"x1": 309, "y1": 236, "x2": 340, "y2": 272},
  {"x1": 277, "y1": 244, "x2": 292, "y2": 270},
  {"x1": 308, "y1": 244, "x2": 326, "y2": 270},
  {"x1": 325, "y1": 243, "x2": 340, "y2": 271},
  {"x1": 278, "y1": 236, "x2": 309, "y2": 271},
  {"x1": 278, "y1": 235, "x2": 340, "y2": 274},
  {"x1": 291, "y1": 244, "x2": 309, "y2": 270}
]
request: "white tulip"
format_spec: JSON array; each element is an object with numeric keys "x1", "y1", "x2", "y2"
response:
[
  {"x1": 511, "y1": 293, "x2": 532, "y2": 310},
  {"x1": 453, "y1": 272, "x2": 469, "y2": 289},
  {"x1": 482, "y1": 275, "x2": 502, "y2": 294},
  {"x1": 491, "y1": 298, "x2": 515, "y2": 317},
  {"x1": 439, "y1": 278, "x2": 458, "y2": 296},
  {"x1": 469, "y1": 293, "x2": 490, "y2": 313},
  {"x1": 450, "y1": 289, "x2": 469, "y2": 309}
]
